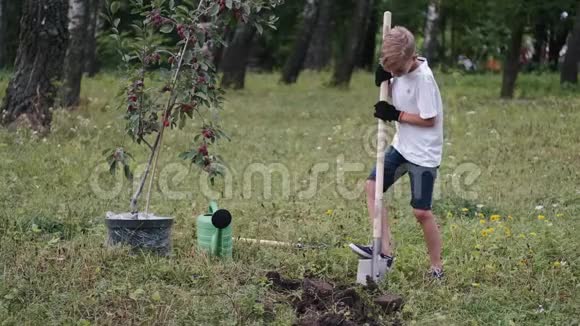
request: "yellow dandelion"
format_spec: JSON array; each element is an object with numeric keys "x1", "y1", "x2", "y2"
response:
[
  {"x1": 490, "y1": 214, "x2": 501, "y2": 221},
  {"x1": 537, "y1": 215, "x2": 545, "y2": 221},
  {"x1": 480, "y1": 229, "x2": 489, "y2": 237},
  {"x1": 325, "y1": 209, "x2": 334, "y2": 216},
  {"x1": 504, "y1": 228, "x2": 512, "y2": 237},
  {"x1": 552, "y1": 261, "x2": 561, "y2": 268},
  {"x1": 529, "y1": 232, "x2": 537, "y2": 237},
  {"x1": 479, "y1": 219, "x2": 486, "y2": 225},
  {"x1": 487, "y1": 227, "x2": 495, "y2": 234},
  {"x1": 508, "y1": 215, "x2": 513, "y2": 220},
  {"x1": 478, "y1": 213, "x2": 485, "y2": 218},
  {"x1": 461, "y1": 208, "x2": 469, "y2": 212}
]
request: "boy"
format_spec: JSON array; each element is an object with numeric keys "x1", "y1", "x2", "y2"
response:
[{"x1": 349, "y1": 26, "x2": 444, "y2": 279}]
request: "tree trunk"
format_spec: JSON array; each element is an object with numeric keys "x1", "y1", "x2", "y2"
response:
[
  {"x1": 84, "y1": 0, "x2": 101, "y2": 76},
  {"x1": 330, "y1": 0, "x2": 373, "y2": 87},
  {"x1": 280, "y1": 0, "x2": 320, "y2": 84},
  {"x1": 561, "y1": 3, "x2": 580, "y2": 84},
  {"x1": 0, "y1": 0, "x2": 23, "y2": 68},
  {"x1": 247, "y1": 36, "x2": 275, "y2": 71},
  {"x1": 532, "y1": 19, "x2": 547, "y2": 66},
  {"x1": 212, "y1": 26, "x2": 234, "y2": 71},
  {"x1": 62, "y1": 0, "x2": 88, "y2": 108},
  {"x1": 500, "y1": 20, "x2": 524, "y2": 99},
  {"x1": 221, "y1": 23, "x2": 255, "y2": 89},
  {"x1": 357, "y1": 5, "x2": 378, "y2": 71},
  {"x1": 0, "y1": 0, "x2": 5, "y2": 68},
  {"x1": 0, "y1": 0, "x2": 69, "y2": 132},
  {"x1": 304, "y1": 0, "x2": 332, "y2": 70},
  {"x1": 422, "y1": 0, "x2": 440, "y2": 65},
  {"x1": 549, "y1": 23, "x2": 571, "y2": 71},
  {"x1": 439, "y1": 6, "x2": 447, "y2": 68}
]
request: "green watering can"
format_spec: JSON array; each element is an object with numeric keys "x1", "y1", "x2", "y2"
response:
[{"x1": 196, "y1": 201, "x2": 233, "y2": 258}]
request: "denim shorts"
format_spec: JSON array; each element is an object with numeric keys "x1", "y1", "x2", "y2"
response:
[{"x1": 368, "y1": 146, "x2": 438, "y2": 210}]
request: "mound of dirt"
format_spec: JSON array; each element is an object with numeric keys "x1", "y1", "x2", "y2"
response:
[{"x1": 266, "y1": 271, "x2": 404, "y2": 326}]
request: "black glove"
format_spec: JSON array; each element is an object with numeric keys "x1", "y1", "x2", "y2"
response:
[
  {"x1": 374, "y1": 101, "x2": 401, "y2": 122},
  {"x1": 375, "y1": 65, "x2": 393, "y2": 87}
]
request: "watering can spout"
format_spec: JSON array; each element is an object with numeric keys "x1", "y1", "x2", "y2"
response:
[{"x1": 209, "y1": 200, "x2": 219, "y2": 214}]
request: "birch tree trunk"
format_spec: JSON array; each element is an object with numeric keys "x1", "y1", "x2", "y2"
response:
[{"x1": 62, "y1": 0, "x2": 89, "y2": 108}]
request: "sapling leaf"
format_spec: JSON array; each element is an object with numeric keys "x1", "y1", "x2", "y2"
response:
[
  {"x1": 110, "y1": 2, "x2": 121, "y2": 14},
  {"x1": 109, "y1": 161, "x2": 117, "y2": 175},
  {"x1": 124, "y1": 164, "x2": 134, "y2": 181},
  {"x1": 209, "y1": 3, "x2": 220, "y2": 16},
  {"x1": 160, "y1": 23, "x2": 174, "y2": 33}
]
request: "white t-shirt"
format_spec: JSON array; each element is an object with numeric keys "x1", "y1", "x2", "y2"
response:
[{"x1": 391, "y1": 58, "x2": 443, "y2": 168}]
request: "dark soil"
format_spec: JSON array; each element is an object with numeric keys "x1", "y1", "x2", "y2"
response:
[{"x1": 266, "y1": 271, "x2": 404, "y2": 326}]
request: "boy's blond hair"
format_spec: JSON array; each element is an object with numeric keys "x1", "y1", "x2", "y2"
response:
[{"x1": 380, "y1": 26, "x2": 416, "y2": 67}]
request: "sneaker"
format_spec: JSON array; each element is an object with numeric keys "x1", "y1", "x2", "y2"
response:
[
  {"x1": 349, "y1": 243, "x2": 373, "y2": 258},
  {"x1": 429, "y1": 267, "x2": 445, "y2": 280},
  {"x1": 348, "y1": 244, "x2": 395, "y2": 268}
]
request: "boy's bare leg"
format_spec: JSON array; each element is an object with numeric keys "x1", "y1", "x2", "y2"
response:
[
  {"x1": 365, "y1": 180, "x2": 393, "y2": 256},
  {"x1": 413, "y1": 209, "x2": 442, "y2": 269}
]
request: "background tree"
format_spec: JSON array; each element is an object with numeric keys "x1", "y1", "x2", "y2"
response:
[
  {"x1": 422, "y1": 0, "x2": 440, "y2": 64},
  {"x1": 549, "y1": 11, "x2": 574, "y2": 71},
  {"x1": 330, "y1": 0, "x2": 373, "y2": 87},
  {"x1": 221, "y1": 23, "x2": 255, "y2": 89},
  {"x1": 561, "y1": 1, "x2": 580, "y2": 84},
  {"x1": 0, "y1": 0, "x2": 5, "y2": 68},
  {"x1": 62, "y1": 0, "x2": 89, "y2": 108},
  {"x1": 532, "y1": 15, "x2": 548, "y2": 67},
  {"x1": 357, "y1": 4, "x2": 378, "y2": 70},
  {"x1": 500, "y1": 18, "x2": 525, "y2": 98},
  {"x1": 0, "y1": 1, "x2": 23, "y2": 69},
  {"x1": 304, "y1": 0, "x2": 331, "y2": 70},
  {"x1": 0, "y1": 0, "x2": 69, "y2": 132},
  {"x1": 280, "y1": 0, "x2": 320, "y2": 84},
  {"x1": 84, "y1": 0, "x2": 102, "y2": 76}
]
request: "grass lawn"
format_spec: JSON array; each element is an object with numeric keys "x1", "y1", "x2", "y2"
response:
[{"x1": 0, "y1": 71, "x2": 579, "y2": 325}]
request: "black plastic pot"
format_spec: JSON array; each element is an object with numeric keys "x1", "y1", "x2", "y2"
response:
[{"x1": 105, "y1": 212, "x2": 174, "y2": 256}]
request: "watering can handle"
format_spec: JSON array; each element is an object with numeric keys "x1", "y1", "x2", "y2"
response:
[{"x1": 209, "y1": 200, "x2": 219, "y2": 214}]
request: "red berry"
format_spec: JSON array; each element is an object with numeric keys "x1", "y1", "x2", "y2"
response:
[
  {"x1": 163, "y1": 119, "x2": 170, "y2": 127},
  {"x1": 198, "y1": 144, "x2": 208, "y2": 156},
  {"x1": 128, "y1": 95, "x2": 138, "y2": 102},
  {"x1": 234, "y1": 10, "x2": 242, "y2": 22},
  {"x1": 202, "y1": 129, "x2": 214, "y2": 139},
  {"x1": 128, "y1": 105, "x2": 136, "y2": 112}
]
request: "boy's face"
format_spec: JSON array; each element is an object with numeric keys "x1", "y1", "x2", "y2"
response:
[{"x1": 384, "y1": 55, "x2": 417, "y2": 77}]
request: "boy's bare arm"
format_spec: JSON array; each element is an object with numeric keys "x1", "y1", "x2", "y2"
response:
[{"x1": 399, "y1": 112, "x2": 436, "y2": 127}]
